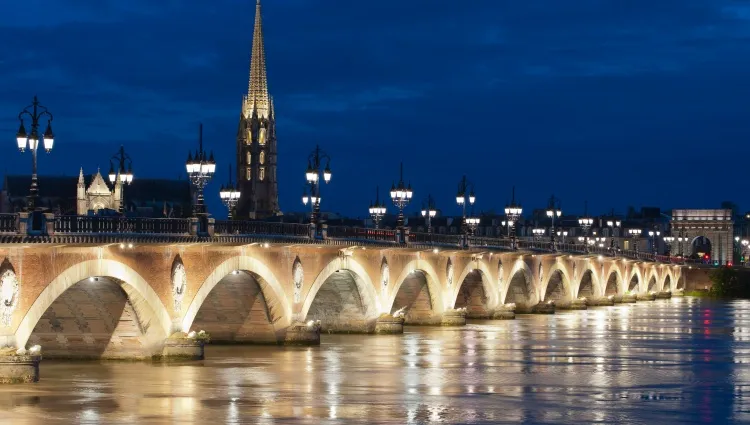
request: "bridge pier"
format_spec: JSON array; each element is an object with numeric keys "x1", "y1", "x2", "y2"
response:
[
  {"x1": 586, "y1": 297, "x2": 615, "y2": 307},
  {"x1": 440, "y1": 308, "x2": 467, "y2": 326},
  {"x1": 0, "y1": 349, "x2": 40, "y2": 384},
  {"x1": 374, "y1": 314, "x2": 405, "y2": 334},
  {"x1": 491, "y1": 304, "x2": 516, "y2": 320},
  {"x1": 613, "y1": 294, "x2": 637, "y2": 303},
  {"x1": 159, "y1": 333, "x2": 205, "y2": 361},
  {"x1": 283, "y1": 321, "x2": 321, "y2": 345},
  {"x1": 655, "y1": 291, "x2": 672, "y2": 299},
  {"x1": 556, "y1": 299, "x2": 588, "y2": 311},
  {"x1": 517, "y1": 302, "x2": 556, "y2": 314},
  {"x1": 636, "y1": 293, "x2": 656, "y2": 301}
]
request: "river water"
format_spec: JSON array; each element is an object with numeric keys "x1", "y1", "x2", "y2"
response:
[{"x1": 2, "y1": 297, "x2": 750, "y2": 424}]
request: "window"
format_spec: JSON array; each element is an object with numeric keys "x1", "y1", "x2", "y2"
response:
[
  {"x1": 259, "y1": 150, "x2": 265, "y2": 165},
  {"x1": 246, "y1": 152, "x2": 251, "y2": 164},
  {"x1": 246, "y1": 130, "x2": 252, "y2": 145},
  {"x1": 259, "y1": 128, "x2": 266, "y2": 146},
  {"x1": 246, "y1": 167, "x2": 252, "y2": 180},
  {"x1": 259, "y1": 167, "x2": 265, "y2": 181},
  {"x1": 624, "y1": 240, "x2": 629, "y2": 250}
]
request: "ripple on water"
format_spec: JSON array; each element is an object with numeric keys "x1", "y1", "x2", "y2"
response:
[{"x1": 0, "y1": 297, "x2": 747, "y2": 424}]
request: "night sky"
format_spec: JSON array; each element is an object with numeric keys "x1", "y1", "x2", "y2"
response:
[{"x1": 1, "y1": 0, "x2": 748, "y2": 218}]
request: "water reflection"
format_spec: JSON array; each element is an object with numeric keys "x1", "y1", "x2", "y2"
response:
[{"x1": 1, "y1": 297, "x2": 749, "y2": 424}]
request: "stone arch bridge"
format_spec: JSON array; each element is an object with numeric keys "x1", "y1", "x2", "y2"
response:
[{"x1": 0, "y1": 214, "x2": 684, "y2": 359}]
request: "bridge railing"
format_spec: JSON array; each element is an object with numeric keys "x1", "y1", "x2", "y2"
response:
[
  {"x1": 411, "y1": 232, "x2": 463, "y2": 247},
  {"x1": 326, "y1": 226, "x2": 398, "y2": 242},
  {"x1": 213, "y1": 220, "x2": 311, "y2": 237},
  {"x1": 54, "y1": 215, "x2": 190, "y2": 235},
  {"x1": 0, "y1": 214, "x2": 17, "y2": 234}
]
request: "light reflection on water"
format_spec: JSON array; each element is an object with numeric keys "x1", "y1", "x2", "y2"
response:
[{"x1": 2, "y1": 297, "x2": 750, "y2": 424}]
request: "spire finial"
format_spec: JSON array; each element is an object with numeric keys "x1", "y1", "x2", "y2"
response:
[{"x1": 246, "y1": 0, "x2": 269, "y2": 118}]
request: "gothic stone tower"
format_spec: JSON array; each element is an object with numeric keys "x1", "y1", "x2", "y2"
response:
[{"x1": 236, "y1": 0, "x2": 280, "y2": 219}]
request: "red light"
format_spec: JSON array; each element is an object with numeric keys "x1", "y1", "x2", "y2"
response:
[
  {"x1": 704, "y1": 255, "x2": 710, "y2": 260},
  {"x1": 728, "y1": 262, "x2": 733, "y2": 267}
]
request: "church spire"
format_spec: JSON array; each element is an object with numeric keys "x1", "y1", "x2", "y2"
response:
[{"x1": 246, "y1": 0, "x2": 269, "y2": 119}]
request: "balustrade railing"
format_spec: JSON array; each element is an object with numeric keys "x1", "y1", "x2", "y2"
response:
[
  {"x1": 410, "y1": 232, "x2": 463, "y2": 246},
  {"x1": 326, "y1": 226, "x2": 397, "y2": 242},
  {"x1": 0, "y1": 214, "x2": 17, "y2": 234},
  {"x1": 213, "y1": 220, "x2": 310, "y2": 237},
  {"x1": 54, "y1": 216, "x2": 190, "y2": 235},
  {"x1": 0, "y1": 212, "x2": 686, "y2": 263}
]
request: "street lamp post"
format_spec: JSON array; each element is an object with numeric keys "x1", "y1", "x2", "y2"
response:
[
  {"x1": 533, "y1": 228, "x2": 545, "y2": 247},
  {"x1": 421, "y1": 194, "x2": 437, "y2": 233},
  {"x1": 741, "y1": 239, "x2": 749, "y2": 265},
  {"x1": 546, "y1": 195, "x2": 562, "y2": 251},
  {"x1": 108, "y1": 145, "x2": 134, "y2": 214},
  {"x1": 556, "y1": 230, "x2": 568, "y2": 245},
  {"x1": 504, "y1": 187, "x2": 522, "y2": 250},
  {"x1": 15, "y1": 96, "x2": 55, "y2": 211},
  {"x1": 606, "y1": 219, "x2": 621, "y2": 252},
  {"x1": 219, "y1": 165, "x2": 241, "y2": 219},
  {"x1": 579, "y1": 213, "x2": 593, "y2": 253},
  {"x1": 628, "y1": 229, "x2": 642, "y2": 253},
  {"x1": 390, "y1": 163, "x2": 413, "y2": 241},
  {"x1": 302, "y1": 145, "x2": 332, "y2": 229},
  {"x1": 677, "y1": 232, "x2": 690, "y2": 257},
  {"x1": 185, "y1": 123, "x2": 216, "y2": 216},
  {"x1": 368, "y1": 186, "x2": 387, "y2": 229},
  {"x1": 456, "y1": 175, "x2": 477, "y2": 236},
  {"x1": 648, "y1": 229, "x2": 661, "y2": 255}
]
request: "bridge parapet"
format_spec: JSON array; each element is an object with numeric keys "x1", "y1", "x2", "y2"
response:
[{"x1": 0, "y1": 213, "x2": 692, "y2": 264}]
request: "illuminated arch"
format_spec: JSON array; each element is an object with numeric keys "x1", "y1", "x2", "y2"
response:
[
  {"x1": 16, "y1": 259, "x2": 171, "y2": 350},
  {"x1": 301, "y1": 257, "x2": 380, "y2": 321}
]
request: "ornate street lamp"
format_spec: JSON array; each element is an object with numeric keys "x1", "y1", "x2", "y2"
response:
[
  {"x1": 465, "y1": 217, "x2": 480, "y2": 235},
  {"x1": 578, "y1": 207, "x2": 594, "y2": 252},
  {"x1": 368, "y1": 186, "x2": 386, "y2": 229},
  {"x1": 648, "y1": 229, "x2": 661, "y2": 255},
  {"x1": 532, "y1": 228, "x2": 545, "y2": 242},
  {"x1": 390, "y1": 162, "x2": 413, "y2": 232},
  {"x1": 556, "y1": 230, "x2": 568, "y2": 245},
  {"x1": 15, "y1": 96, "x2": 55, "y2": 211},
  {"x1": 456, "y1": 175, "x2": 477, "y2": 237},
  {"x1": 741, "y1": 239, "x2": 749, "y2": 265},
  {"x1": 108, "y1": 145, "x2": 134, "y2": 214},
  {"x1": 185, "y1": 123, "x2": 216, "y2": 216},
  {"x1": 219, "y1": 165, "x2": 241, "y2": 219},
  {"x1": 421, "y1": 194, "x2": 437, "y2": 233},
  {"x1": 628, "y1": 228, "x2": 642, "y2": 253},
  {"x1": 546, "y1": 195, "x2": 562, "y2": 250},
  {"x1": 302, "y1": 145, "x2": 331, "y2": 230},
  {"x1": 606, "y1": 219, "x2": 621, "y2": 252},
  {"x1": 504, "y1": 187, "x2": 522, "y2": 250}
]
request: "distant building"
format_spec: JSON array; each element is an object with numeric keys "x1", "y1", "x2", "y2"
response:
[{"x1": 1, "y1": 171, "x2": 192, "y2": 218}]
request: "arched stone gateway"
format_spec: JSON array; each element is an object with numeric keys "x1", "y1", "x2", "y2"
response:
[
  {"x1": 190, "y1": 271, "x2": 280, "y2": 344},
  {"x1": 577, "y1": 270, "x2": 595, "y2": 298},
  {"x1": 301, "y1": 258, "x2": 379, "y2": 333},
  {"x1": 391, "y1": 270, "x2": 438, "y2": 325},
  {"x1": 15, "y1": 259, "x2": 171, "y2": 357},
  {"x1": 454, "y1": 270, "x2": 490, "y2": 318},
  {"x1": 604, "y1": 271, "x2": 620, "y2": 296}
]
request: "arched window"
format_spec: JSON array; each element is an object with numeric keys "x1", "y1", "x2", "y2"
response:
[
  {"x1": 259, "y1": 128, "x2": 266, "y2": 146},
  {"x1": 246, "y1": 167, "x2": 252, "y2": 180},
  {"x1": 259, "y1": 151, "x2": 265, "y2": 165},
  {"x1": 259, "y1": 167, "x2": 265, "y2": 181},
  {"x1": 246, "y1": 152, "x2": 251, "y2": 164}
]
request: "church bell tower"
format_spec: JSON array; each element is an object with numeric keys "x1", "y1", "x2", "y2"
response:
[{"x1": 236, "y1": 0, "x2": 280, "y2": 219}]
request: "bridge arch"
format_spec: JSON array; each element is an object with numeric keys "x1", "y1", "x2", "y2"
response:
[
  {"x1": 627, "y1": 266, "x2": 643, "y2": 293},
  {"x1": 16, "y1": 259, "x2": 172, "y2": 357},
  {"x1": 574, "y1": 262, "x2": 602, "y2": 299},
  {"x1": 388, "y1": 259, "x2": 444, "y2": 325},
  {"x1": 502, "y1": 259, "x2": 536, "y2": 307},
  {"x1": 603, "y1": 267, "x2": 623, "y2": 296},
  {"x1": 181, "y1": 256, "x2": 291, "y2": 343},
  {"x1": 541, "y1": 262, "x2": 573, "y2": 302},
  {"x1": 646, "y1": 270, "x2": 658, "y2": 293},
  {"x1": 451, "y1": 260, "x2": 498, "y2": 318},
  {"x1": 301, "y1": 257, "x2": 379, "y2": 333},
  {"x1": 663, "y1": 274, "x2": 672, "y2": 292}
]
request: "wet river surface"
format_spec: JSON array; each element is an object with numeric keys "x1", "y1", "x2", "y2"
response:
[{"x1": 2, "y1": 297, "x2": 750, "y2": 424}]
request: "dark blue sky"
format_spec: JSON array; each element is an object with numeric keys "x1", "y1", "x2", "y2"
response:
[{"x1": 1, "y1": 0, "x2": 748, "y2": 218}]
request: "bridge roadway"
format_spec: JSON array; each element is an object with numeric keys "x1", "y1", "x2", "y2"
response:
[{"x1": 0, "y1": 214, "x2": 683, "y2": 361}]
